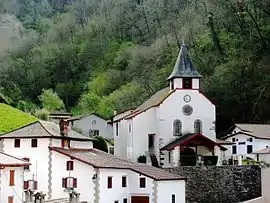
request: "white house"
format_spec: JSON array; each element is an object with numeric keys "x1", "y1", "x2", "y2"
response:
[
  {"x1": 50, "y1": 147, "x2": 185, "y2": 203},
  {"x1": 0, "y1": 120, "x2": 93, "y2": 200},
  {"x1": 221, "y1": 123, "x2": 270, "y2": 163},
  {"x1": 0, "y1": 152, "x2": 30, "y2": 203},
  {"x1": 68, "y1": 113, "x2": 113, "y2": 140},
  {"x1": 0, "y1": 120, "x2": 186, "y2": 202},
  {"x1": 113, "y1": 43, "x2": 226, "y2": 167}
]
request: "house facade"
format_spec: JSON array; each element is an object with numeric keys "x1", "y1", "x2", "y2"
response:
[
  {"x1": 50, "y1": 147, "x2": 185, "y2": 203},
  {"x1": 221, "y1": 124, "x2": 270, "y2": 163},
  {"x1": 0, "y1": 120, "x2": 185, "y2": 202},
  {"x1": 113, "y1": 43, "x2": 225, "y2": 167},
  {"x1": 0, "y1": 152, "x2": 30, "y2": 203},
  {"x1": 69, "y1": 113, "x2": 113, "y2": 140}
]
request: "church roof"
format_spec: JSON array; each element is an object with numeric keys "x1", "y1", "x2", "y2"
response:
[
  {"x1": 0, "y1": 120, "x2": 92, "y2": 141},
  {"x1": 125, "y1": 87, "x2": 171, "y2": 119},
  {"x1": 50, "y1": 147, "x2": 185, "y2": 181},
  {"x1": 168, "y1": 44, "x2": 202, "y2": 80}
]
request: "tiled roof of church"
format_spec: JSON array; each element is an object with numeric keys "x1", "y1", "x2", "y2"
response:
[
  {"x1": 167, "y1": 43, "x2": 202, "y2": 80},
  {"x1": 0, "y1": 120, "x2": 92, "y2": 141},
  {"x1": 125, "y1": 87, "x2": 171, "y2": 119},
  {"x1": 50, "y1": 147, "x2": 185, "y2": 181}
]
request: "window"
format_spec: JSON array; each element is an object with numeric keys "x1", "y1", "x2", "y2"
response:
[
  {"x1": 247, "y1": 145, "x2": 253, "y2": 154},
  {"x1": 114, "y1": 201, "x2": 119, "y2": 203},
  {"x1": 9, "y1": 170, "x2": 15, "y2": 186},
  {"x1": 61, "y1": 140, "x2": 70, "y2": 148},
  {"x1": 14, "y1": 139, "x2": 20, "y2": 148},
  {"x1": 66, "y1": 161, "x2": 74, "y2": 171},
  {"x1": 182, "y1": 105, "x2": 193, "y2": 116},
  {"x1": 173, "y1": 120, "x2": 182, "y2": 136},
  {"x1": 232, "y1": 145, "x2": 237, "y2": 154},
  {"x1": 122, "y1": 176, "x2": 127, "y2": 187},
  {"x1": 62, "y1": 177, "x2": 77, "y2": 188},
  {"x1": 123, "y1": 198, "x2": 128, "y2": 203},
  {"x1": 239, "y1": 142, "x2": 245, "y2": 145},
  {"x1": 148, "y1": 134, "x2": 155, "y2": 150},
  {"x1": 92, "y1": 120, "x2": 96, "y2": 125},
  {"x1": 183, "y1": 78, "x2": 192, "y2": 89},
  {"x1": 232, "y1": 138, "x2": 236, "y2": 142},
  {"x1": 8, "y1": 196, "x2": 14, "y2": 203},
  {"x1": 89, "y1": 130, "x2": 99, "y2": 136},
  {"x1": 168, "y1": 151, "x2": 171, "y2": 164},
  {"x1": 31, "y1": 139, "x2": 38, "y2": 148},
  {"x1": 109, "y1": 146, "x2": 114, "y2": 155},
  {"x1": 170, "y1": 81, "x2": 174, "y2": 90},
  {"x1": 108, "y1": 177, "x2": 112, "y2": 188},
  {"x1": 116, "y1": 122, "x2": 119, "y2": 136},
  {"x1": 22, "y1": 158, "x2": 30, "y2": 170},
  {"x1": 194, "y1": 120, "x2": 202, "y2": 134},
  {"x1": 248, "y1": 138, "x2": 253, "y2": 142},
  {"x1": 172, "y1": 194, "x2": 176, "y2": 203},
  {"x1": 129, "y1": 124, "x2": 132, "y2": 133},
  {"x1": 139, "y1": 177, "x2": 146, "y2": 188}
]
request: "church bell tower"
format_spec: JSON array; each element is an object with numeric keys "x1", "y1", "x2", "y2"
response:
[{"x1": 168, "y1": 43, "x2": 202, "y2": 91}]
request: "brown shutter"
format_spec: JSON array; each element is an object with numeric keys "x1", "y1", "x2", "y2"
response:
[
  {"x1": 8, "y1": 196, "x2": 14, "y2": 203},
  {"x1": 24, "y1": 181, "x2": 29, "y2": 189},
  {"x1": 66, "y1": 161, "x2": 74, "y2": 171},
  {"x1": 73, "y1": 178, "x2": 77, "y2": 188},
  {"x1": 9, "y1": 170, "x2": 15, "y2": 186},
  {"x1": 34, "y1": 181, "x2": 38, "y2": 190},
  {"x1": 107, "y1": 177, "x2": 112, "y2": 188},
  {"x1": 62, "y1": 178, "x2": 67, "y2": 188}
]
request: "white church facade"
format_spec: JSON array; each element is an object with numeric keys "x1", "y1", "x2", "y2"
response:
[{"x1": 113, "y1": 43, "x2": 226, "y2": 167}]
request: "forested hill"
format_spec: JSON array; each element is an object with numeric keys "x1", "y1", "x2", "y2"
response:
[{"x1": 0, "y1": 0, "x2": 270, "y2": 134}]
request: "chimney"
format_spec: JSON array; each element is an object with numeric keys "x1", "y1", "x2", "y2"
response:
[{"x1": 60, "y1": 120, "x2": 69, "y2": 136}]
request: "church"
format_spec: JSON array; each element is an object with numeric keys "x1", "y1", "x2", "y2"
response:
[{"x1": 113, "y1": 43, "x2": 226, "y2": 167}]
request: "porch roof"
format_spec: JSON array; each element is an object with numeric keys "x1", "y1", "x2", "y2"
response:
[{"x1": 160, "y1": 133, "x2": 227, "y2": 151}]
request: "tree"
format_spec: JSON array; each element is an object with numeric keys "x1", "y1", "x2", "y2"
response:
[
  {"x1": 38, "y1": 89, "x2": 64, "y2": 112},
  {"x1": 92, "y1": 136, "x2": 108, "y2": 153}
]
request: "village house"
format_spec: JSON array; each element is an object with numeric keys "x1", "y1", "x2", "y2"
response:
[
  {"x1": 221, "y1": 124, "x2": 270, "y2": 164},
  {"x1": 0, "y1": 152, "x2": 30, "y2": 203},
  {"x1": 0, "y1": 119, "x2": 186, "y2": 203},
  {"x1": 113, "y1": 43, "x2": 226, "y2": 167},
  {"x1": 68, "y1": 112, "x2": 113, "y2": 140}
]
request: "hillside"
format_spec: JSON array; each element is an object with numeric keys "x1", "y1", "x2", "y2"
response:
[
  {"x1": 0, "y1": 0, "x2": 270, "y2": 133},
  {"x1": 0, "y1": 103, "x2": 38, "y2": 134}
]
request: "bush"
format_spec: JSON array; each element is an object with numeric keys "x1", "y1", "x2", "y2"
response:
[
  {"x1": 35, "y1": 109, "x2": 49, "y2": 121},
  {"x1": 93, "y1": 136, "x2": 108, "y2": 153},
  {"x1": 38, "y1": 89, "x2": 64, "y2": 112},
  {"x1": 203, "y1": 156, "x2": 218, "y2": 166}
]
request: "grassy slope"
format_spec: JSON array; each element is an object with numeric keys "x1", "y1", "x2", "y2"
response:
[{"x1": 0, "y1": 103, "x2": 38, "y2": 134}]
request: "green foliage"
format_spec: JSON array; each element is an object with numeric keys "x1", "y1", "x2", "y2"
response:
[
  {"x1": 0, "y1": 103, "x2": 38, "y2": 134},
  {"x1": 0, "y1": 0, "x2": 270, "y2": 134},
  {"x1": 92, "y1": 136, "x2": 108, "y2": 153},
  {"x1": 34, "y1": 108, "x2": 49, "y2": 121},
  {"x1": 137, "y1": 155, "x2": 147, "y2": 163},
  {"x1": 38, "y1": 89, "x2": 64, "y2": 112}
]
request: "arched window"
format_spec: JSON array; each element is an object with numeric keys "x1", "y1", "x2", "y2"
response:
[
  {"x1": 173, "y1": 120, "x2": 182, "y2": 136},
  {"x1": 194, "y1": 119, "x2": 202, "y2": 134}
]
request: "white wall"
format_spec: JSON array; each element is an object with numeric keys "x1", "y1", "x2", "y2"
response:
[
  {"x1": 2, "y1": 138, "x2": 51, "y2": 193},
  {"x1": 0, "y1": 167, "x2": 24, "y2": 203},
  {"x1": 99, "y1": 169, "x2": 131, "y2": 203},
  {"x1": 114, "y1": 119, "x2": 129, "y2": 159},
  {"x1": 73, "y1": 114, "x2": 113, "y2": 139},
  {"x1": 51, "y1": 151, "x2": 95, "y2": 202},
  {"x1": 157, "y1": 180, "x2": 185, "y2": 203},
  {"x1": 224, "y1": 134, "x2": 270, "y2": 160},
  {"x1": 69, "y1": 140, "x2": 93, "y2": 149}
]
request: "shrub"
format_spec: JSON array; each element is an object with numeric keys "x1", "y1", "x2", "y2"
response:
[{"x1": 137, "y1": 155, "x2": 147, "y2": 163}]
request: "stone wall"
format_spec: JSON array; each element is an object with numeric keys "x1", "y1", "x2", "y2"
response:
[{"x1": 166, "y1": 166, "x2": 262, "y2": 203}]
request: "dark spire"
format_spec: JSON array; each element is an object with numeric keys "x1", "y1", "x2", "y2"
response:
[{"x1": 168, "y1": 43, "x2": 202, "y2": 80}]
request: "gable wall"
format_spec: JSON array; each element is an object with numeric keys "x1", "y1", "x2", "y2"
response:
[
  {"x1": 159, "y1": 89, "x2": 216, "y2": 145},
  {"x1": 73, "y1": 115, "x2": 113, "y2": 139},
  {"x1": 157, "y1": 180, "x2": 185, "y2": 203},
  {"x1": 51, "y1": 151, "x2": 95, "y2": 201},
  {"x1": 114, "y1": 119, "x2": 129, "y2": 159},
  {"x1": 2, "y1": 138, "x2": 50, "y2": 193}
]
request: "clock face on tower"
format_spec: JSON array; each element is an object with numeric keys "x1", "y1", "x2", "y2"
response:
[{"x1": 183, "y1": 94, "x2": 191, "y2": 103}]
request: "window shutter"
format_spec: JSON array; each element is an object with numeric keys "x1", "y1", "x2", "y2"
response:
[
  {"x1": 67, "y1": 161, "x2": 74, "y2": 171},
  {"x1": 62, "y1": 178, "x2": 67, "y2": 188},
  {"x1": 34, "y1": 181, "x2": 38, "y2": 190},
  {"x1": 24, "y1": 181, "x2": 29, "y2": 189},
  {"x1": 9, "y1": 170, "x2": 15, "y2": 186},
  {"x1": 73, "y1": 178, "x2": 77, "y2": 188}
]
